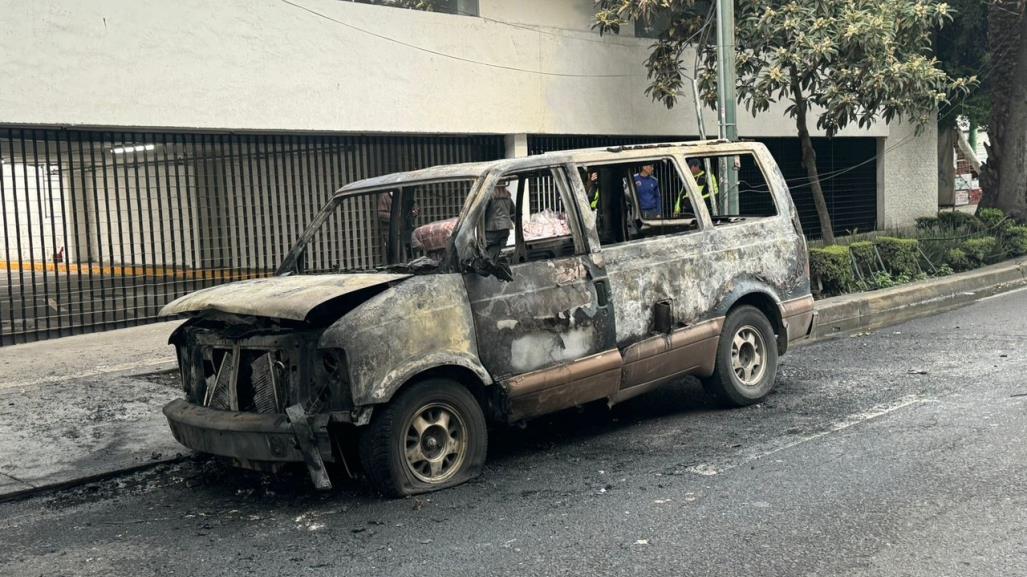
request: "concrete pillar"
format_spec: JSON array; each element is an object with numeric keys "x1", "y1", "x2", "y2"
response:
[
  {"x1": 877, "y1": 119, "x2": 938, "y2": 229},
  {"x1": 505, "y1": 133, "x2": 528, "y2": 159}
]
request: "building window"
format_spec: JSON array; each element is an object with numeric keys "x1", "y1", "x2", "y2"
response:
[{"x1": 346, "y1": 0, "x2": 479, "y2": 17}]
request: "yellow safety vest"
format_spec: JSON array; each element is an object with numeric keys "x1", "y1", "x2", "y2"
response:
[{"x1": 676, "y1": 171, "x2": 719, "y2": 214}]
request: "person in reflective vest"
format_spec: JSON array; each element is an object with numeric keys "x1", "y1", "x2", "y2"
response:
[
  {"x1": 585, "y1": 170, "x2": 600, "y2": 210},
  {"x1": 679, "y1": 158, "x2": 719, "y2": 215}
]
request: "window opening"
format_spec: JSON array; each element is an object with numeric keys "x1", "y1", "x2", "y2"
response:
[
  {"x1": 486, "y1": 168, "x2": 577, "y2": 264},
  {"x1": 685, "y1": 152, "x2": 777, "y2": 225},
  {"x1": 578, "y1": 157, "x2": 699, "y2": 246}
]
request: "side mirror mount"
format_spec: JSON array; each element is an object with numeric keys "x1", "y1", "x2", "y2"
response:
[{"x1": 463, "y1": 254, "x2": 513, "y2": 282}]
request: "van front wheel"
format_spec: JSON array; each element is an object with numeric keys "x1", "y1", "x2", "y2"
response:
[
  {"x1": 358, "y1": 379, "x2": 487, "y2": 497},
  {"x1": 702, "y1": 305, "x2": 779, "y2": 407}
]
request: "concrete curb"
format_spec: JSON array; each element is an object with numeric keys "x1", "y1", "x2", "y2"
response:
[
  {"x1": 0, "y1": 455, "x2": 188, "y2": 505},
  {"x1": 806, "y1": 257, "x2": 1027, "y2": 343}
]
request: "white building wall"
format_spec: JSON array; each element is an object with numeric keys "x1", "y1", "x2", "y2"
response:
[
  {"x1": 877, "y1": 120, "x2": 939, "y2": 229},
  {"x1": 0, "y1": 0, "x2": 884, "y2": 140}
]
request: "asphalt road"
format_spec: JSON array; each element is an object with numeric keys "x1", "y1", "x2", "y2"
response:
[{"x1": 2, "y1": 288, "x2": 1026, "y2": 577}]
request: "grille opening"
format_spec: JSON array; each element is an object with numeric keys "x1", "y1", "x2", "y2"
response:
[
  {"x1": 198, "y1": 347, "x2": 287, "y2": 414},
  {"x1": 237, "y1": 350, "x2": 286, "y2": 414}
]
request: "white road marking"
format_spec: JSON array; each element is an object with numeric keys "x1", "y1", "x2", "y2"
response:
[
  {"x1": 976, "y1": 284, "x2": 1027, "y2": 303},
  {"x1": 707, "y1": 395, "x2": 936, "y2": 475}
]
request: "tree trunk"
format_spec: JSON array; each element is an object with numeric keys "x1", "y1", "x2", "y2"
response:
[
  {"x1": 980, "y1": 0, "x2": 1027, "y2": 221},
  {"x1": 791, "y1": 71, "x2": 835, "y2": 243},
  {"x1": 937, "y1": 123, "x2": 957, "y2": 207}
]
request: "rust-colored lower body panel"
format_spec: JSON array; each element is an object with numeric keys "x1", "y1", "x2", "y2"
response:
[
  {"x1": 781, "y1": 295, "x2": 815, "y2": 342},
  {"x1": 617, "y1": 317, "x2": 724, "y2": 398},
  {"x1": 503, "y1": 349, "x2": 622, "y2": 422}
]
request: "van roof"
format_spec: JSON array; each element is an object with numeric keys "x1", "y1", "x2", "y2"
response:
[{"x1": 335, "y1": 139, "x2": 743, "y2": 196}]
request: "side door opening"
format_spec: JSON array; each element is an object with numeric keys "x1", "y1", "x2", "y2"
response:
[{"x1": 461, "y1": 165, "x2": 620, "y2": 421}]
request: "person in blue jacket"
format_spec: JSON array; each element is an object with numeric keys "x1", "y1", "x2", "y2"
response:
[{"x1": 634, "y1": 164, "x2": 661, "y2": 219}]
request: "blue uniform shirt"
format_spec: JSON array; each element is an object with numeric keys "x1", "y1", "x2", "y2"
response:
[{"x1": 634, "y1": 173, "x2": 661, "y2": 215}]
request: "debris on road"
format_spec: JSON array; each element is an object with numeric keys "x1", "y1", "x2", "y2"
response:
[{"x1": 686, "y1": 464, "x2": 719, "y2": 476}]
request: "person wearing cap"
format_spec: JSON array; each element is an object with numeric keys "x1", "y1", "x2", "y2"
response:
[
  {"x1": 633, "y1": 164, "x2": 661, "y2": 219},
  {"x1": 681, "y1": 158, "x2": 719, "y2": 214}
]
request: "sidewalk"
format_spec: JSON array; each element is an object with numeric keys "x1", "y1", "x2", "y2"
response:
[
  {"x1": 0, "y1": 257, "x2": 1024, "y2": 500},
  {"x1": 0, "y1": 320, "x2": 184, "y2": 499}
]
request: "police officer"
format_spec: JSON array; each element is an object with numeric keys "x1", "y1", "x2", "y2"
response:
[{"x1": 683, "y1": 158, "x2": 718, "y2": 214}]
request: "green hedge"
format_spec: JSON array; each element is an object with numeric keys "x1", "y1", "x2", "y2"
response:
[
  {"x1": 809, "y1": 209, "x2": 1025, "y2": 297},
  {"x1": 809, "y1": 245, "x2": 853, "y2": 296},
  {"x1": 873, "y1": 237, "x2": 921, "y2": 277},
  {"x1": 848, "y1": 241, "x2": 877, "y2": 272},
  {"x1": 937, "y1": 211, "x2": 980, "y2": 229},
  {"x1": 945, "y1": 248, "x2": 970, "y2": 271},
  {"x1": 1003, "y1": 226, "x2": 1027, "y2": 257},
  {"x1": 961, "y1": 236, "x2": 1000, "y2": 267},
  {"x1": 976, "y1": 208, "x2": 1012, "y2": 232}
]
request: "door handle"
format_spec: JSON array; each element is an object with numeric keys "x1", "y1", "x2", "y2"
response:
[{"x1": 593, "y1": 279, "x2": 609, "y2": 307}]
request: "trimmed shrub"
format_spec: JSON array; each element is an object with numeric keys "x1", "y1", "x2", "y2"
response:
[
  {"x1": 873, "y1": 237, "x2": 921, "y2": 277},
  {"x1": 915, "y1": 216, "x2": 941, "y2": 229},
  {"x1": 848, "y1": 241, "x2": 878, "y2": 273},
  {"x1": 1002, "y1": 225, "x2": 1027, "y2": 257},
  {"x1": 937, "y1": 211, "x2": 981, "y2": 230},
  {"x1": 976, "y1": 208, "x2": 1009, "y2": 231},
  {"x1": 961, "y1": 236, "x2": 1000, "y2": 266},
  {"x1": 945, "y1": 248, "x2": 970, "y2": 271},
  {"x1": 809, "y1": 245, "x2": 854, "y2": 296}
]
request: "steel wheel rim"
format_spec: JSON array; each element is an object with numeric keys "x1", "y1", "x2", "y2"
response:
[
  {"x1": 403, "y1": 401, "x2": 468, "y2": 484},
  {"x1": 731, "y1": 325, "x2": 767, "y2": 387}
]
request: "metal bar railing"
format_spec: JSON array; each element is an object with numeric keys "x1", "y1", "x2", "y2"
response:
[{"x1": 0, "y1": 128, "x2": 504, "y2": 345}]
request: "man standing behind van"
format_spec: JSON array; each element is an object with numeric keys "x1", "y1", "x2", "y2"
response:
[{"x1": 634, "y1": 164, "x2": 660, "y2": 219}]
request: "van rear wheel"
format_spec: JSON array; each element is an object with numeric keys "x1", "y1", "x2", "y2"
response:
[
  {"x1": 358, "y1": 378, "x2": 487, "y2": 497},
  {"x1": 702, "y1": 305, "x2": 779, "y2": 407}
]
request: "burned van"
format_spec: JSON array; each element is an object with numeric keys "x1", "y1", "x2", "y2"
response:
[{"x1": 160, "y1": 141, "x2": 815, "y2": 496}]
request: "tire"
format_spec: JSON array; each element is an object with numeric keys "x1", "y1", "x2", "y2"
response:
[
  {"x1": 358, "y1": 378, "x2": 487, "y2": 497},
  {"x1": 701, "y1": 305, "x2": 779, "y2": 407}
]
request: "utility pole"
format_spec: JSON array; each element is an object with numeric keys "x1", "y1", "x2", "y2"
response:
[{"x1": 715, "y1": 0, "x2": 739, "y2": 214}]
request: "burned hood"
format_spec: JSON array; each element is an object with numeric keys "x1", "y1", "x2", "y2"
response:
[{"x1": 159, "y1": 274, "x2": 412, "y2": 322}]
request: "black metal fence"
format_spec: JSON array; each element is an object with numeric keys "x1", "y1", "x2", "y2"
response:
[
  {"x1": 529, "y1": 134, "x2": 879, "y2": 239},
  {"x1": 0, "y1": 128, "x2": 503, "y2": 345}
]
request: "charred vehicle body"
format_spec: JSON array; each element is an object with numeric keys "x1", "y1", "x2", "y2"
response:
[{"x1": 161, "y1": 141, "x2": 815, "y2": 495}]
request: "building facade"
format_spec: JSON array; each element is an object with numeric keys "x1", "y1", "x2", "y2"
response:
[{"x1": 0, "y1": 0, "x2": 938, "y2": 343}]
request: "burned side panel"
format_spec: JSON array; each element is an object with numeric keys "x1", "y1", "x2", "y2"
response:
[
  {"x1": 463, "y1": 257, "x2": 614, "y2": 378},
  {"x1": 603, "y1": 229, "x2": 710, "y2": 345},
  {"x1": 704, "y1": 216, "x2": 809, "y2": 318},
  {"x1": 319, "y1": 274, "x2": 490, "y2": 407}
]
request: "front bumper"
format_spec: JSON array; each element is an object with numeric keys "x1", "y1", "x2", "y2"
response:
[{"x1": 163, "y1": 399, "x2": 332, "y2": 465}]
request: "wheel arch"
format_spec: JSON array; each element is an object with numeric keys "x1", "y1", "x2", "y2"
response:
[
  {"x1": 356, "y1": 352, "x2": 495, "y2": 415},
  {"x1": 717, "y1": 287, "x2": 787, "y2": 355}
]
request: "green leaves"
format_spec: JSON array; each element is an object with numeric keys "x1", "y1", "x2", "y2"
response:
[{"x1": 594, "y1": 0, "x2": 975, "y2": 134}]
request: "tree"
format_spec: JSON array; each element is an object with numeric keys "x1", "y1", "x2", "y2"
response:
[
  {"x1": 978, "y1": 0, "x2": 1027, "y2": 220},
  {"x1": 594, "y1": 0, "x2": 972, "y2": 244}
]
